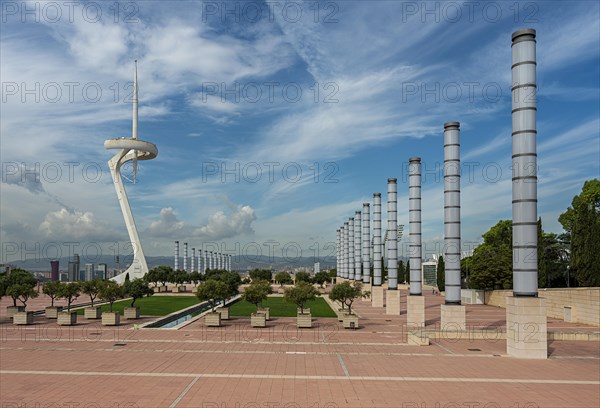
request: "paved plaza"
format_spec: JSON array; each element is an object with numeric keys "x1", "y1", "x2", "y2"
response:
[{"x1": 1, "y1": 291, "x2": 598, "y2": 408}]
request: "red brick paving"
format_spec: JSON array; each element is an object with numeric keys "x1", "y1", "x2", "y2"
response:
[{"x1": 1, "y1": 291, "x2": 598, "y2": 408}]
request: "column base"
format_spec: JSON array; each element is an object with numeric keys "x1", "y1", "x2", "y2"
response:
[
  {"x1": 407, "y1": 295, "x2": 425, "y2": 328},
  {"x1": 506, "y1": 296, "x2": 547, "y2": 359},
  {"x1": 371, "y1": 286, "x2": 384, "y2": 307},
  {"x1": 386, "y1": 289, "x2": 400, "y2": 315},
  {"x1": 440, "y1": 304, "x2": 466, "y2": 332}
]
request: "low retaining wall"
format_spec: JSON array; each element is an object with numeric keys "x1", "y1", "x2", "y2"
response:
[{"x1": 484, "y1": 287, "x2": 599, "y2": 327}]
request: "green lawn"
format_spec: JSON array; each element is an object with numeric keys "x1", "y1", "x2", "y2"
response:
[
  {"x1": 74, "y1": 296, "x2": 200, "y2": 316},
  {"x1": 230, "y1": 296, "x2": 336, "y2": 318}
]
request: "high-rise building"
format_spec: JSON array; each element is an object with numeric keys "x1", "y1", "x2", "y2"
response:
[
  {"x1": 68, "y1": 254, "x2": 80, "y2": 282},
  {"x1": 50, "y1": 260, "x2": 59, "y2": 281},
  {"x1": 313, "y1": 262, "x2": 320, "y2": 275},
  {"x1": 98, "y1": 263, "x2": 108, "y2": 280},
  {"x1": 85, "y1": 263, "x2": 94, "y2": 281}
]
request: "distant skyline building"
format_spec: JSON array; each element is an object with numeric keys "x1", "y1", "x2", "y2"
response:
[
  {"x1": 313, "y1": 262, "x2": 320, "y2": 275},
  {"x1": 85, "y1": 263, "x2": 94, "y2": 281},
  {"x1": 98, "y1": 263, "x2": 108, "y2": 280},
  {"x1": 50, "y1": 260, "x2": 59, "y2": 281},
  {"x1": 68, "y1": 254, "x2": 80, "y2": 282}
]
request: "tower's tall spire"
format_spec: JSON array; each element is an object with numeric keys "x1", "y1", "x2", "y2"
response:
[{"x1": 132, "y1": 60, "x2": 138, "y2": 140}]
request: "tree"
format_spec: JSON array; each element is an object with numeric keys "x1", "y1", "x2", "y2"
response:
[
  {"x1": 436, "y1": 256, "x2": 445, "y2": 291},
  {"x1": 145, "y1": 267, "x2": 163, "y2": 288},
  {"x1": 98, "y1": 281, "x2": 124, "y2": 312},
  {"x1": 329, "y1": 281, "x2": 369, "y2": 315},
  {"x1": 405, "y1": 261, "x2": 410, "y2": 284},
  {"x1": 172, "y1": 270, "x2": 188, "y2": 287},
  {"x1": 153, "y1": 265, "x2": 173, "y2": 287},
  {"x1": 5, "y1": 269, "x2": 38, "y2": 307},
  {"x1": 0, "y1": 273, "x2": 6, "y2": 301},
  {"x1": 284, "y1": 281, "x2": 318, "y2": 314},
  {"x1": 58, "y1": 282, "x2": 80, "y2": 312},
  {"x1": 43, "y1": 281, "x2": 62, "y2": 307},
  {"x1": 196, "y1": 280, "x2": 229, "y2": 312},
  {"x1": 295, "y1": 272, "x2": 312, "y2": 283},
  {"x1": 274, "y1": 271, "x2": 293, "y2": 286},
  {"x1": 242, "y1": 280, "x2": 272, "y2": 312},
  {"x1": 249, "y1": 269, "x2": 272, "y2": 282},
  {"x1": 81, "y1": 280, "x2": 102, "y2": 307},
  {"x1": 189, "y1": 271, "x2": 202, "y2": 287},
  {"x1": 469, "y1": 220, "x2": 513, "y2": 290},
  {"x1": 398, "y1": 261, "x2": 405, "y2": 284},
  {"x1": 313, "y1": 271, "x2": 330, "y2": 288},
  {"x1": 124, "y1": 278, "x2": 153, "y2": 307},
  {"x1": 559, "y1": 180, "x2": 600, "y2": 287}
]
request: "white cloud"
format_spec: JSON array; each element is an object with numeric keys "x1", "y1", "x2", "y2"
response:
[
  {"x1": 146, "y1": 207, "x2": 185, "y2": 238},
  {"x1": 38, "y1": 208, "x2": 123, "y2": 242}
]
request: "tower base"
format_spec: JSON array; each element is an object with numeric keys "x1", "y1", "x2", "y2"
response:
[
  {"x1": 371, "y1": 286, "x2": 384, "y2": 307},
  {"x1": 386, "y1": 289, "x2": 400, "y2": 315},
  {"x1": 506, "y1": 296, "x2": 547, "y2": 359},
  {"x1": 407, "y1": 295, "x2": 425, "y2": 328},
  {"x1": 441, "y1": 304, "x2": 466, "y2": 332}
]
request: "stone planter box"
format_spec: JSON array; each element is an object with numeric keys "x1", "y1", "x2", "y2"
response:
[
  {"x1": 337, "y1": 308, "x2": 346, "y2": 322},
  {"x1": 172, "y1": 285, "x2": 187, "y2": 293},
  {"x1": 153, "y1": 286, "x2": 162, "y2": 293},
  {"x1": 45, "y1": 306, "x2": 63, "y2": 319},
  {"x1": 277, "y1": 288, "x2": 285, "y2": 294},
  {"x1": 257, "y1": 307, "x2": 270, "y2": 320},
  {"x1": 216, "y1": 306, "x2": 230, "y2": 320},
  {"x1": 160, "y1": 286, "x2": 168, "y2": 292},
  {"x1": 297, "y1": 308, "x2": 310, "y2": 315},
  {"x1": 7, "y1": 306, "x2": 25, "y2": 318},
  {"x1": 297, "y1": 313, "x2": 312, "y2": 328},
  {"x1": 57, "y1": 311, "x2": 77, "y2": 326},
  {"x1": 84, "y1": 306, "x2": 102, "y2": 319},
  {"x1": 102, "y1": 312, "x2": 120, "y2": 326},
  {"x1": 205, "y1": 312, "x2": 221, "y2": 327},
  {"x1": 251, "y1": 313, "x2": 267, "y2": 327},
  {"x1": 124, "y1": 307, "x2": 140, "y2": 319},
  {"x1": 13, "y1": 311, "x2": 34, "y2": 325},
  {"x1": 343, "y1": 313, "x2": 359, "y2": 329}
]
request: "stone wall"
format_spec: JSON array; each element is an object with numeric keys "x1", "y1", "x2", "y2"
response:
[{"x1": 484, "y1": 287, "x2": 599, "y2": 326}]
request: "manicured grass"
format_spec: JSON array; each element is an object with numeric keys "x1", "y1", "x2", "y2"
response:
[
  {"x1": 74, "y1": 296, "x2": 200, "y2": 316},
  {"x1": 230, "y1": 296, "x2": 336, "y2": 318}
]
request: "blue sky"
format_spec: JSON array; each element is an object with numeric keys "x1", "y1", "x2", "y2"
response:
[{"x1": 1, "y1": 1, "x2": 599, "y2": 265}]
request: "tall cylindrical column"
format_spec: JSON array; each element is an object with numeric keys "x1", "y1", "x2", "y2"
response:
[
  {"x1": 229, "y1": 254, "x2": 232, "y2": 271},
  {"x1": 208, "y1": 251, "x2": 213, "y2": 270},
  {"x1": 191, "y1": 248, "x2": 196, "y2": 273},
  {"x1": 336, "y1": 229, "x2": 341, "y2": 277},
  {"x1": 373, "y1": 193, "x2": 383, "y2": 286},
  {"x1": 343, "y1": 222, "x2": 349, "y2": 278},
  {"x1": 354, "y1": 210, "x2": 362, "y2": 281},
  {"x1": 444, "y1": 123, "x2": 462, "y2": 303},
  {"x1": 362, "y1": 203, "x2": 371, "y2": 284},
  {"x1": 198, "y1": 249, "x2": 203, "y2": 273},
  {"x1": 174, "y1": 241, "x2": 179, "y2": 271},
  {"x1": 183, "y1": 243, "x2": 188, "y2": 272},
  {"x1": 348, "y1": 217, "x2": 355, "y2": 280},
  {"x1": 409, "y1": 158, "x2": 423, "y2": 295},
  {"x1": 512, "y1": 28, "x2": 538, "y2": 297},
  {"x1": 387, "y1": 178, "x2": 398, "y2": 289},
  {"x1": 203, "y1": 250, "x2": 207, "y2": 273}
]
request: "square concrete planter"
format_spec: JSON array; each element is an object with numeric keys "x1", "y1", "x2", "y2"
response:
[
  {"x1": 172, "y1": 285, "x2": 186, "y2": 293},
  {"x1": 57, "y1": 311, "x2": 78, "y2": 326},
  {"x1": 124, "y1": 307, "x2": 140, "y2": 319},
  {"x1": 13, "y1": 311, "x2": 34, "y2": 325},
  {"x1": 45, "y1": 306, "x2": 63, "y2": 319},
  {"x1": 205, "y1": 312, "x2": 221, "y2": 327},
  {"x1": 153, "y1": 286, "x2": 162, "y2": 293},
  {"x1": 297, "y1": 308, "x2": 310, "y2": 315},
  {"x1": 277, "y1": 288, "x2": 285, "y2": 294},
  {"x1": 102, "y1": 312, "x2": 120, "y2": 326},
  {"x1": 216, "y1": 306, "x2": 230, "y2": 320},
  {"x1": 6, "y1": 306, "x2": 25, "y2": 318},
  {"x1": 297, "y1": 313, "x2": 312, "y2": 328},
  {"x1": 337, "y1": 308, "x2": 346, "y2": 322},
  {"x1": 160, "y1": 286, "x2": 168, "y2": 292},
  {"x1": 343, "y1": 314, "x2": 359, "y2": 329},
  {"x1": 251, "y1": 313, "x2": 267, "y2": 327},
  {"x1": 257, "y1": 307, "x2": 270, "y2": 320},
  {"x1": 84, "y1": 306, "x2": 102, "y2": 319}
]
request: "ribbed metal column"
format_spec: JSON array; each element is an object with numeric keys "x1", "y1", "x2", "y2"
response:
[
  {"x1": 191, "y1": 248, "x2": 195, "y2": 273},
  {"x1": 362, "y1": 203, "x2": 371, "y2": 284},
  {"x1": 198, "y1": 249, "x2": 203, "y2": 273},
  {"x1": 512, "y1": 28, "x2": 538, "y2": 297},
  {"x1": 174, "y1": 241, "x2": 179, "y2": 271},
  {"x1": 444, "y1": 123, "x2": 462, "y2": 304},
  {"x1": 343, "y1": 222, "x2": 349, "y2": 278},
  {"x1": 336, "y1": 229, "x2": 341, "y2": 277},
  {"x1": 373, "y1": 193, "x2": 383, "y2": 286},
  {"x1": 208, "y1": 251, "x2": 213, "y2": 270},
  {"x1": 354, "y1": 210, "x2": 362, "y2": 281},
  {"x1": 409, "y1": 158, "x2": 423, "y2": 295},
  {"x1": 183, "y1": 243, "x2": 188, "y2": 272},
  {"x1": 387, "y1": 178, "x2": 398, "y2": 290},
  {"x1": 348, "y1": 217, "x2": 355, "y2": 280},
  {"x1": 203, "y1": 250, "x2": 207, "y2": 273}
]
